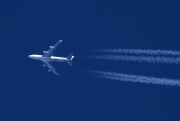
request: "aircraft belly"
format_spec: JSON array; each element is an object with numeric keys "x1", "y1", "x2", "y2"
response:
[
  {"x1": 51, "y1": 57, "x2": 67, "y2": 62},
  {"x1": 52, "y1": 58, "x2": 66, "y2": 62},
  {"x1": 40, "y1": 57, "x2": 52, "y2": 61}
]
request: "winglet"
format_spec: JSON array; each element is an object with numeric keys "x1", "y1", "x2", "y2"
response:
[{"x1": 53, "y1": 70, "x2": 60, "y2": 76}]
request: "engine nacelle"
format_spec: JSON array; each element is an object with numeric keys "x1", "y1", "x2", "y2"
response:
[
  {"x1": 50, "y1": 46, "x2": 55, "y2": 49},
  {"x1": 43, "y1": 51, "x2": 49, "y2": 54}
]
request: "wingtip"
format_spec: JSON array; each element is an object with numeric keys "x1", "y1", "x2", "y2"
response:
[{"x1": 55, "y1": 73, "x2": 60, "y2": 76}]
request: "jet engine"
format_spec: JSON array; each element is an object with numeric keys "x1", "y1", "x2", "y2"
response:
[
  {"x1": 50, "y1": 46, "x2": 55, "y2": 49},
  {"x1": 43, "y1": 51, "x2": 48, "y2": 54}
]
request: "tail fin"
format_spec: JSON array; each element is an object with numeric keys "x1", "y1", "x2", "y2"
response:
[{"x1": 67, "y1": 53, "x2": 74, "y2": 66}]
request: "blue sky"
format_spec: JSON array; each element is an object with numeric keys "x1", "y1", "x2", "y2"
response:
[{"x1": 1, "y1": 0, "x2": 180, "y2": 121}]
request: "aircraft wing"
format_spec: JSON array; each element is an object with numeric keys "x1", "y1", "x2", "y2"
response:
[
  {"x1": 43, "y1": 40, "x2": 62, "y2": 57},
  {"x1": 42, "y1": 61, "x2": 60, "y2": 76}
]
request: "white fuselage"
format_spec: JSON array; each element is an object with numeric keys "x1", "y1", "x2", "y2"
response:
[{"x1": 28, "y1": 54, "x2": 68, "y2": 62}]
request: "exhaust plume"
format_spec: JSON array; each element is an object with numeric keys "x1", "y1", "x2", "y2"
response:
[
  {"x1": 87, "y1": 55, "x2": 180, "y2": 64},
  {"x1": 94, "y1": 49, "x2": 180, "y2": 56},
  {"x1": 89, "y1": 70, "x2": 180, "y2": 87}
]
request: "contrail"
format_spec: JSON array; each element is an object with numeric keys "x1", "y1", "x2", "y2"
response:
[
  {"x1": 87, "y1": 55, "x2": 180, "y2": 64},
  {"x1": 94, "y1": 49, "x2": 180, "y2": 56},
  {"x1": 88, "y1": 70, "x2": 180, "y2": 87}
]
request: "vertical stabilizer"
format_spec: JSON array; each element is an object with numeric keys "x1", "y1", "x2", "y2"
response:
[{"x1": 67, "y1": 53, "x2": 74, "y2": 66}]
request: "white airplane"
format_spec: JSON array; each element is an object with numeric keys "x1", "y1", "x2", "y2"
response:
[{"x1": 28, "y1": 40, "x2": 74, "y2": 76}]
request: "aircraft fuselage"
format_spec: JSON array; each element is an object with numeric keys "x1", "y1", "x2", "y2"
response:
[{"x1": 29, "y1": 54, "x2": 68, "y2": 62}]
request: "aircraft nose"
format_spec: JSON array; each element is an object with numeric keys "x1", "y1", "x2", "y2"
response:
[{"x1": 28, "y1": 55, "x2": 32, "y2": 58}]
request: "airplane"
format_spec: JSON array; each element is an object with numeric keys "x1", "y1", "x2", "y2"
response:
[{"x1": 28, "y1": 40, "x2": 74, "y2": 76}]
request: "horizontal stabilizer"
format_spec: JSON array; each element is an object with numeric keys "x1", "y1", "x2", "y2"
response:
[{"x1": 67, "y1": 53, "x2": 74, "y2": 66}]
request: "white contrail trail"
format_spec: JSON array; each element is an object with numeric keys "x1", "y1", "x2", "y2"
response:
[
  {"x1": 89, "y1": 70, "x2": 180, "y2": 87},
  {"x1": 87, "y1": 55, "x2": 180, "y2": 64},
  {"x1": 94, "y1": 49, "x2": 180, "y2": 56}
]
